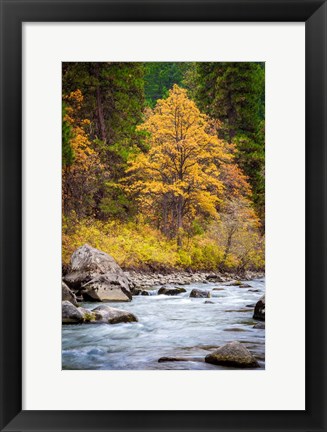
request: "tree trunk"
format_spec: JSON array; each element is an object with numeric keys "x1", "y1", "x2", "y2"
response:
[
  {"x1": 176, "y1": 196, "x2": 183, "y2": 248},
  {"x1": 162, "y1": 194, "x2": 168, "y2": 236},
  {"x1": 96, "y1": 85, "x2": 107, "y2": 143},
  {"x1": 223, "y1": 230, "x2": 234, "y2": 262},
  {"x1": 93, "y1": 64, "x2": 107, "y2": 143},
  {"x1": 227, "y1": 91, "x2": 236, "y2": 143}
]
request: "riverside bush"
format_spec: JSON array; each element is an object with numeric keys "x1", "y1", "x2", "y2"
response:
[{"x1": 62, "y1": 217, "x2": 264, "y2": 272}]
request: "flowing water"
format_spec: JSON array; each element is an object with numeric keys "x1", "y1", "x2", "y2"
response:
[{"x1": 62, "y1": 278, "x2": 265, "y2": 370}]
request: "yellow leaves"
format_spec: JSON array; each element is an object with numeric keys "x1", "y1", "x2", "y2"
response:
[
  {"x1": 128, "y1": 85, "x2": 229, "y2": 218},
  {"x1": 125, "y1": 84, "x2": 255, "y2": 247},
  {"x1": 62, "y1": 89, "x2": 100, "y2": 171},
  {"x1": 193, "y1": 190, "x2": 220, "y2": 219},
  {"x1": 63, "y1": 89, "x2": 84, "y2": 108}
]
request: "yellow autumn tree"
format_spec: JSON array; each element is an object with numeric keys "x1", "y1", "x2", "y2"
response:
[{"x1": 126, "y1": 84, "x2": 247, "y2": 247}]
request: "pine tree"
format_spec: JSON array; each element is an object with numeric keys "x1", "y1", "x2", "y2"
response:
[
  {"x1": 191, "y1": 62, "x2": 265, "y2": 227},
  {"x1": 62, "y1": 102, "x2": 74, "y2": 167},
  {"x1": 144, "y1": 62, "x2": 189, "y2": 108}
]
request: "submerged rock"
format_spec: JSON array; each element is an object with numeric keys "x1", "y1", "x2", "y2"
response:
[
  {"x1": 224, "y1": 280, "x2": 242, "y2": 286},
  {"x1": 225, "y1": 308, "x2": 251, "y2": 313},
  {"x1": 62, "y1": 281, "x2": 78, "y2": 306},
  {"x1": 190, "y1": 289, "x2": 211, "y2": 298},
  {"x1": 62, "y1": 300, "x2": 84, "y2": 324},
  {"x1": 91, "y1": 305, "x2": 138, "y2": 324},
  {"x1": 204, "y1": 300, "x2": 214, "y2": 304},
  {"x1": 205, "y1": 341, "x2": 259, "y2": 368},
  {"x1": 63, "y1": 244, "x2": 132, "y2": 302},
  {"x1": 253, "y1": 295, "x2": 265, "y2": 321},
  {"x1": 158, "y1": 287, "x2": 186, "y2": 295},
  {"x1": 253, "y1": 322, "x2": 265, "y2": 329},
  {"x1": 158, "y1": 356, "x2": 203, "y2": 363}
]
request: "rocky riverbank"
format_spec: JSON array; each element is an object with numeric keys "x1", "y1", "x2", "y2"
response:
[
  {"x1": 62, "y1": 244, "x2": 265, "y2": 370},
  {"x1": 126, "y1": 269, "x2": 264, "y2": 291}
]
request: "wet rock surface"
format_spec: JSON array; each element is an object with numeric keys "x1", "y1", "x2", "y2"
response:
[
  {"x1": 190, "y1": 288, "x2": 211, "y2": 298},
  {"x1": 253, "y1": 295, "x2": 265, "y2": 321},
  {"x1": 158, "y1": 287, "x2": 186, "y2": 295},
  {"x1": 62, "y1": 301, "x2": 84, "y2": 324}
]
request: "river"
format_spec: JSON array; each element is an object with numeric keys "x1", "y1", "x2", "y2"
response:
[{"x1": 62, "y1": 278, "x2": 265, "y2": 370}]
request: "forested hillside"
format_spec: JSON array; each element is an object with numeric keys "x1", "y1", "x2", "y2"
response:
[{"x1": 62, "y1": 62, "x2": 265, "y2": 272}]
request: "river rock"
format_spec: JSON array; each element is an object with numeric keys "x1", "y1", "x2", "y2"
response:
[
  {"x1": 62, "y1": 281, "x2": 78, "y2": 306},
  {"x1": 62, "y1": 300, "x2": 84, "y2": 324},
  {"x1": 63, "y1": 244, "x2": 132, "y2": 301},
  {"x1": 205, "y1": 341, "x2": 259, "y2": 368},
  {"x1": 204, "y1": 300, "x2": 214, "y2": 304},
  {"x1": 206, "y1": 274, "x2": 224, "y2": 282},
  {"x1": 158, "y1": 287, "x2": 186, "y2": 295},
  {"x1": 190, "y1": 289, "x2": 211, "y2": 298},
  {"x1": 131, "y1": 288, "x2": 150, "y2": 296},
  {"x1": 253, "y1": 295, "x2": 265, "y2": 321},
  {"x1": 91, "y1": 305, "x2": 138, "y2": 324}
]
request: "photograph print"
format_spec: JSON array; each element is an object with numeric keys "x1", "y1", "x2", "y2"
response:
[{"x1": 62, "y1": 62, "x2": 265, "y2": 370}]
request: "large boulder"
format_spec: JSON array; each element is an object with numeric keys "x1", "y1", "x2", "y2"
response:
[
  {"x1": 253, "y1": 295, "x2": 265, "y2": 321},
  {"x1": 81, "y1": 275, "x2": 131, "y2": 302},
  {"x1": 190, "y1": 289, "x2": 211, "y2": 298},
  {"x1": 62, "y1": 300, "x2": 84, "y2": 324},
  {"x1": 63, "y1": 244, "x2": 132, "y2": 302},
  {"x1": 205, "y1": 341, "x2": 259, "y2": 368},
  {"x1": 91, "y1": 305, "x2": 138, "y2": 324},
  {"x1": 62, "y1": 281, "x2": 78, "y2": 306},
  {"x1": 158, "y1": 287, "x2": 186, "y2": 295}
]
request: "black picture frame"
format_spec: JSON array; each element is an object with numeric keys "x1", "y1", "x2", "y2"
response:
[{"x1": 0, "y1": 0, "x2": 326, "y2": 431}]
